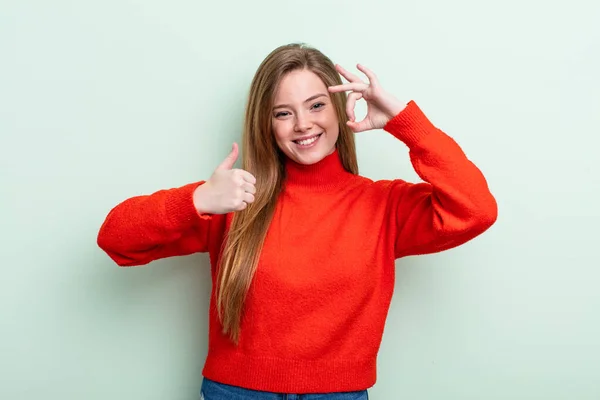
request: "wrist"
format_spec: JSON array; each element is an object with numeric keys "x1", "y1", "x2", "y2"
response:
[
  {"x1": 192, "y1": 182, "x2": 213, "y2": 215},
  {"x1": 383, "y1": 100, "x2": 437, "y2": 149},
  {"x1": 384, "y1": 98, "x2": 407, "y2": 121}
]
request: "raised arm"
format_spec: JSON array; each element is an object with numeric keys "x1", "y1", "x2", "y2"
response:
[
  {"x1": 328, "y1": 63, "x2": 497, "y2": 259},
  {"x1": 97, "y1": 143, "x2": 257, "y2": 266},
  {"x1": 382, "y1": 101, "x2": 497, "y2": 258}
]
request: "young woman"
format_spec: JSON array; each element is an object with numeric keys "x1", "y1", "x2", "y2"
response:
[{"x1": 97, "y1": 43, "x2": 497, "y2": 399}]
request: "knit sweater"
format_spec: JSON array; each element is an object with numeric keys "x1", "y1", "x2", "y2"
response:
[{"x1": 97, "y1": 100, "x2": 497, "y2": 393}]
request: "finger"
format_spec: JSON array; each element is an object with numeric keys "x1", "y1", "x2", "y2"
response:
[
  {"x1": 243, "y1": 192, "x2": 255, "y2": 204},
  {"x1": 346, "y1": 118, "x2": 372, "y2": 133},
  {"x1": 241, "y1": 182, "x2": 256, "y2": 194},
  {"x1": 239, "y1": 170, "x2": 256, "y2": 185},
  {"x1": 237, "y1": 201, "x2": 248, "y2": 211},
  {"x1": 356, "y1": 64, "x2": 380, "y2": 88},
  {"x1": 328, "y1": 82, "x2": 369, "y2": 93},
  {"x1": 346, "y1": 92, "x2": 362, "y2": 122},
  {"x1": 216, "y1": 142, "x2": 238, "y2": 170},
  {"x1": 335, "y1": 64, "x2": 364, "y2": 83}
]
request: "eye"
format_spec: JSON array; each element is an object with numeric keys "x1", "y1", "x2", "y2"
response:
[
  {"x1": 275, "y1": 111, "x2": 290, "y2": 118},
  {"x1": 311, "y1": 102, "x2": 325, "y2": 110}
]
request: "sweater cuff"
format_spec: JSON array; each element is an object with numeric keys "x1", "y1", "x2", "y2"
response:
[
  {"x1": 383, "y1": 100, "x2": 440, "y2": 149},
  {"x1": 164, "y1": 181, "x2": 212, "y2": 230}
]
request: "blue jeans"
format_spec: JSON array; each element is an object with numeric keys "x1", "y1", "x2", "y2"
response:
[{"x1": 200, "y1": 377, "x2": 369, "y2": 399}]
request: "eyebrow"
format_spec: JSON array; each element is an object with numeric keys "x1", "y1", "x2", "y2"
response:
[{"x1": 272, "y1": 93, "x2": 328, "y2": 110}]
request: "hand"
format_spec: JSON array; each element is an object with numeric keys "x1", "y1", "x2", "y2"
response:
[
  {"x1": 193, "y1": 143, "x2": 257, "y2": 214},
  {"x1": 328, "y1": 64, "x2": 406, "y2": 132}
]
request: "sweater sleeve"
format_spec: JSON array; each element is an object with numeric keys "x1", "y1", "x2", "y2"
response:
[
  {"x1": 97, "y1": 181, "x2": 215, "y2": 266},
  {"x1": 382, "y1": 101, "x2": 498, "y2": 259}
]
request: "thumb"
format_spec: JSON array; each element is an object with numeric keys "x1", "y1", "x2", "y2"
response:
[
  {"x1": 216, "y1": 142, "x2": 239, "y2": 170},
  {"x1": 347, "y1": 119, "x2": 370, "y2": 133}
]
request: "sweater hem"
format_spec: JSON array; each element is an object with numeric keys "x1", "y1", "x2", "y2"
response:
[{"x1": 202, "y1": 351, "x2": 376, "y2": 394}]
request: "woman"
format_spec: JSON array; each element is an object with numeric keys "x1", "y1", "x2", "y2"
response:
[{"x1": 97, "y1": 43, "x2": 497, "y2": 399}]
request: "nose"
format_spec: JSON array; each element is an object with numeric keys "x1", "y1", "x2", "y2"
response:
[{"x1": 294, "y1": 111, "x2": 313, "y2": 132}]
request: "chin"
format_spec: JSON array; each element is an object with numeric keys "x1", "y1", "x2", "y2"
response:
[
  {"x1": 289, "y1": 154, "x2": 318, "y2": 165},
  {"x1": 291, "y1": 148, "x2": 333, "y2": 165},
  {"x1": 300, "y1": 156, "x2": 324, "y2": 165}
]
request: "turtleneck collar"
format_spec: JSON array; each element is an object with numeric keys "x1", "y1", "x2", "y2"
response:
[{"x1": 283, "y1": 149, "x2": 354, "y2": 191}]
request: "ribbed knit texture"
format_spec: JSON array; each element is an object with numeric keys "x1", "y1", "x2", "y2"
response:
[{"x1": 97, "y1": 100, "x2": 497, "y2": 393}]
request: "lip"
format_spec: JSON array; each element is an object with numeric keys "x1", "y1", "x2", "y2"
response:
[{"x1": 293, "y1": 133, "x2": 322, "y2": 143}]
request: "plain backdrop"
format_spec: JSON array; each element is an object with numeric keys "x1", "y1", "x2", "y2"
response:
[{"x1": 1, "y1": 0, "x2": 599, "y2": 399}]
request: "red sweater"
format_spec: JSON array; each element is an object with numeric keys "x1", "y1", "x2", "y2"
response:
[{"x1": 97, "y1": 101, "x2": 497, "y2": 393}]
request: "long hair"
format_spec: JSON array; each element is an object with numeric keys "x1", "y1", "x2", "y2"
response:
[{"x1": 216, "y1": 43, "x2": 359, "y2": 344}]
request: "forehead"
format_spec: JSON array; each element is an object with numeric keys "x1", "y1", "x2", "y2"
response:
[{"x1": 274, "y1": 69, "x2": 328, "y2": 102}]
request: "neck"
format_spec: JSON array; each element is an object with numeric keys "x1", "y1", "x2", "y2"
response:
[{"x1": 283, "y1": 149, "x2": 353, "y2": 191}]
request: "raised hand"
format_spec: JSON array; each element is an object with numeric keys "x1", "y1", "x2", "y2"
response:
[
  {"x1": 328, "y1": 64, "x2": 407, "y2": 133},
  {"x1": 193, "y1": 143, "x2": 257, "y2": 214}
]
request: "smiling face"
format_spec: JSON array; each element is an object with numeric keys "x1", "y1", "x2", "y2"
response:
[{"x1": 271, "y1": 69, "x2": 340, "y2": 165}]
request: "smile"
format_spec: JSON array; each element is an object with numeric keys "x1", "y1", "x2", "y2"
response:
[{"x1": 293, "y1": 133, "x2": 323, "y2": 147}]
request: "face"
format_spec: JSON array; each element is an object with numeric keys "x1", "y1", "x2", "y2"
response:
[{"x1": 271, "y1": 69, "x2": 340, "y2": 165}]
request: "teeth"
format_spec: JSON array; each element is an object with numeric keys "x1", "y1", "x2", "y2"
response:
[{"x1": 297, "y1": 135, "x2": 319, "y2": 146}]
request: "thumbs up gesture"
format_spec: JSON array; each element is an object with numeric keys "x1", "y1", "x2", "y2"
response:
[{"x1": 193, "y1": 143, "x2": 257, "y2": 214}]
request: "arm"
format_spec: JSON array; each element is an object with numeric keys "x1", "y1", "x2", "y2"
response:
[
  {"x1": 327, "y1": 64, "x2": 497, "y2": 259},
  {"x1": 383, "y1": 101, "x2": 497, "y2": 258},
  {"x1": 97, "y1": 143, "x2": 257, "y2": 266},
  {"x1": 97, "y1": 182, "x2": 214, "y2": 266}
]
